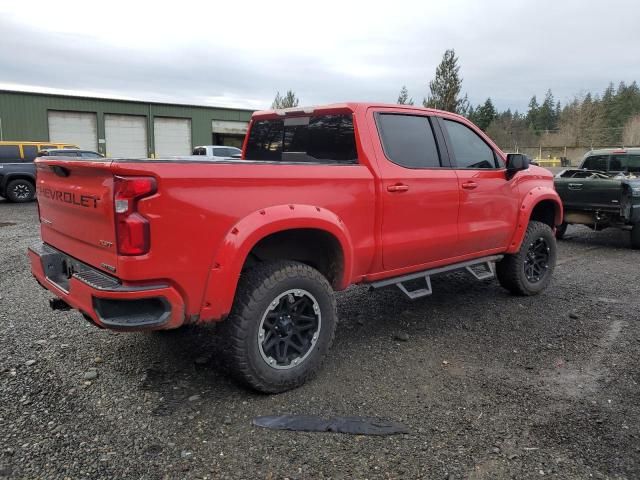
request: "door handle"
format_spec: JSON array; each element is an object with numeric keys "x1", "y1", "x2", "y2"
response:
[
  {"x1": 461, "y1": 181, "x2": 478, "y2": 190},
  {"x1": 387, "y1": 183, "x2": 409, "y2": 193}
]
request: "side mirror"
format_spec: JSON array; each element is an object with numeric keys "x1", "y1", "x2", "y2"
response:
[{"x1": 506, "y1": 153, "x2": 530, "y2": 178}]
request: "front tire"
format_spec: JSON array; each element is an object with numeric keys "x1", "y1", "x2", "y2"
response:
[
  {"x1": 497, "y1": 221, "x2": 556, "y2": 296},
  {"x1": 222, "y1": 260, "x2": 337, "y2": 393},
  {"x1": 6, "y1": 179, "x2": 35, "y2": 203}
]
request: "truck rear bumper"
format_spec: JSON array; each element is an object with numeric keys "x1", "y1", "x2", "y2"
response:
[{"x1": 28, "y1": 243, "x2": 186, "y2": 331}]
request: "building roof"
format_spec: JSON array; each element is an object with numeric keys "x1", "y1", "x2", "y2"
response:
[{"x1": 0, "y1": 88, "x2": 255, "y2": 113}]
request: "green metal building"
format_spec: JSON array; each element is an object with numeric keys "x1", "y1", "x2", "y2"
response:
[{"x1": 0, "y1": 90, "x2": 254, "y2": 157}]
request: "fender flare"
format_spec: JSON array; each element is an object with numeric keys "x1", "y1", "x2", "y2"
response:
[
  {"x1": 199, "y1": 204, "x2": 354, "y2": 321},
  {"x1": 506, "y1": 186, "x2": 563, "y2": 254}
]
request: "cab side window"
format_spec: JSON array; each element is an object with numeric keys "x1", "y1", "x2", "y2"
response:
[
  {"x1": 0, "y1": 145, "x2": 21, "y2": 163},
  {"x1": 582, "y1": 155, "x2": 608, "y2": 171},
  {"x1": 628, "y1": 155, "x2": 640, "y2": 173},
  {"x1": 23, "y1": 146, "x2": 39, "y2": 161},
  {"x1": 443, "y1": 119, "x2": 498, "y2": 169},
  {"x1": 376, "y1": 114, "x2": 441, "y2": 168}
]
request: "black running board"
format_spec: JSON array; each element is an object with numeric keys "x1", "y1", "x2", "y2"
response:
[{"x1": 370, "y1": 255, "x2": 503, "y2": 300}]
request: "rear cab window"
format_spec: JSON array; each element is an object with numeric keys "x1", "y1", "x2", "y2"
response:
[{"x1": 245, "y1": 114, "x2": 357, "y2": 163}]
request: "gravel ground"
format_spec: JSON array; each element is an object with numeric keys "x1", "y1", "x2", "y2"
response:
[{"x1": 1, "y1": 200, "x2": 639, "y2": 480}]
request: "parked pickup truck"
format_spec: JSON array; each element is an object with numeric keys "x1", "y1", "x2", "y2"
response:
[
  {"x1": 29, "y1": 103, "x2": 563, "y2": 392},
  {"x1": 554, "y1": 169, "x2": 640, "y2": 247}
]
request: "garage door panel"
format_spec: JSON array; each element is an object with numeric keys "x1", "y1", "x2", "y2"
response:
[
  {"x1": 105, "y1": 115, "x2": 147, "y2": 158},
  {"x1": 154, "y1": 118, "x2": 191, "y2": 156},
  {"x1": 48, "y1": 111, "x2": 98, "y2": 151}
]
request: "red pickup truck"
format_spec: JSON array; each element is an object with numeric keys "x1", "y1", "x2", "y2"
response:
[{"x1": 29, "y1": 103, "x2": 562, "y2": 392}]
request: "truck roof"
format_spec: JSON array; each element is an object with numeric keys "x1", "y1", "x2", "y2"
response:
[
  {"x1": 251, "y1": 102, "x2": 469, "y2": 122},
  {"x1": 585, "y1": 147, "x2": 640, "y2": 156}
]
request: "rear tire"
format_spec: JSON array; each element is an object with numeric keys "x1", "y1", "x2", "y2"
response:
[
  {"x1": 497, "y1": 221, "x2": 556, "y2": 296},
  {"x1": 631, "y1": 224, "x2": 640, "y2": 250},
  {"x1": 222, "y1": 260, "x2": 337, "y2": 393},
  {"x1": 555, "y1": 222, "x2": 568, "y2": 240},
  {"x1": 6, "y1": 179, "x2": 35, "y2": 203}
]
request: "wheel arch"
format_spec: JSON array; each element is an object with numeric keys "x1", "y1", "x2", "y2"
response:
[
  {"x1": 200, "y1": 204, "x2": 354, "y2": 321},
  {"x1": 506, "y1": 187, "x2": 563, "y2": 254},
  {"x1": 1, "y1": 172, "x2": 36, "y2": 191}
]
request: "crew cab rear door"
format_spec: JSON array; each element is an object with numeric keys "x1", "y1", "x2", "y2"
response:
[
  {"x1": 369, "y1": 109, "x2": 460, "y2": 270},
  {"x1": 35, "y1": 157, "x2": 118, "y2": 273},
  {"x1": 438, "y1": 117, "x2": 519, "y2": 255}
]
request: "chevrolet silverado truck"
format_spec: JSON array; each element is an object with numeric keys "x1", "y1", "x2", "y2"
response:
[
  {"x1": 29, "y1": 103, "x2": 563, "y2": 392},
  {"x1": 554, "y1": 148, "x2": 640, "y2": 247}
]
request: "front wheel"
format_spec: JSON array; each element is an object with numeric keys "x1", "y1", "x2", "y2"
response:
[
  {"x1": 222, "y1": 260, "x2": 337, "y2": 393},
  {"x1": 497, "y1": 221, "x2": 557, "y2": 296}
]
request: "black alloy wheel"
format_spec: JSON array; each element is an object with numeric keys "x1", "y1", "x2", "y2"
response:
[
  {"x1": 258, "y1": 289, "x2": 321, "y2": 369},
  {"x1": 523, "y1": 237, "x2": 550, "y2": 283}
]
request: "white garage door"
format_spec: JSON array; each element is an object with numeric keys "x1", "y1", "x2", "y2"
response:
[
  {"x1": 48, "y1": 111, "x2": 98, "y2": 151},
  {"x1": 154, "y1": 117, "x2": 191, "y2": 156},
  {"x1": 105, "y1": 115, "x2": 148, "y2": 158}
]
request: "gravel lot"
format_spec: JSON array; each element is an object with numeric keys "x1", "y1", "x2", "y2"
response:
[{"x1": 1, "y1": 200, "x2": 639, "y2": 480}]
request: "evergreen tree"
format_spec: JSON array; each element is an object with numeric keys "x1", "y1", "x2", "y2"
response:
[
  {"x1": 397, "y1": 86, "x2": 414, "y2": 105},
  {"x1": 526, "y1": 96, "x2": 539, "y2": 130},
  {"x1": 271, "y1": 90, "x2": 300, "y2": 109},
  {"x1": 537, "y1": 89, "x2": 558, "y2": 132},
  {"x1": 472, "y1": 98, "x2": 498, "y2": 131},
  {"x1": 423, "y1": 49, "x2": 468, "y2": 114}
]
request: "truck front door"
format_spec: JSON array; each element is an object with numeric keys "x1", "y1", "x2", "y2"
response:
[{"x1": 438, "y1": 117, "x2": 519, "y2": 255}]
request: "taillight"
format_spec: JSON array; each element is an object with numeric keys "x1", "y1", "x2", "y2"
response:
[{"x1": 114, "y1": 176, "x2": 156, "y2": 255}]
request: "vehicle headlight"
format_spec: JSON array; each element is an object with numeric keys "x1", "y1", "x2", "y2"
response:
[{"x1": 632, "y1": 187, "x2": 640, "y2": 197}]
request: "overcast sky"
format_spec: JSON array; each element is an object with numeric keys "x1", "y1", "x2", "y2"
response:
[{"x1": 1, "y1": 0, "x2": 638, "y2": 112}]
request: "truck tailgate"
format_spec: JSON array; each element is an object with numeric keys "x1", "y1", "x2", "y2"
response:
[{"x1": 35, "y1": 158, "x2": 118, "y2": 273}]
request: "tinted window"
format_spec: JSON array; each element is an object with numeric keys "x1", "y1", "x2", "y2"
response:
[
  {"x1": 23, "y1": 146, "x2": 38, "y2": 161},
  {"x1": 51, "y1": 151, "x2": 79, "y2": 157},
  {"x1": 0, "y1": 145, "x2": 21, "y2": 163},
  {"x1": 306, "y1": 115, "x2": 357, "y2": 162},
  {"x1": 213, "y1": 148, "x2": 231, "y2": 157},
  {"x1": 245, "y1": 114, "x2": 357, "y2": 163},
  {"x1": 610, "y1": 155, "x2": 626, "y2": 171},
  {"x1": 376, "y1": 114, "x2": 441, "y2": 168},
  {"x1": 245, "y1": 120, "x2": 284, "y2": 161},
  {"x1": 628, "y1": 155, "x2": 640, "y2": 173},
  {"x1": 192, "y1": 147, "x2": 206, "y2": 156},
  {"x1": 444, "y1": 120, "x2": 497, "y2": 169},
  {"x1": 582, "y1": 155, "x2": 608, "y2": 171},
  {"x1": 80, "y1": 152, "x2": 102, "y2": 158}
]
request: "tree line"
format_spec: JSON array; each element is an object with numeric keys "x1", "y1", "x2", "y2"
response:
[
  {"x1": 269, "y1": 49, "x2": 640, "y2": 149},
  {"x1": 398, "y1": 49, "x2": 640, "y2": 149}
]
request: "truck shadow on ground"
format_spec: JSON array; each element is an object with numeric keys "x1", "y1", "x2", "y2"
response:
[
  {"x1": 110, "y1": 271, "x2": 554, "y2": 405},
  {"x1": 560, "y1": 224, "x2": 633, "y2": 249}
]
